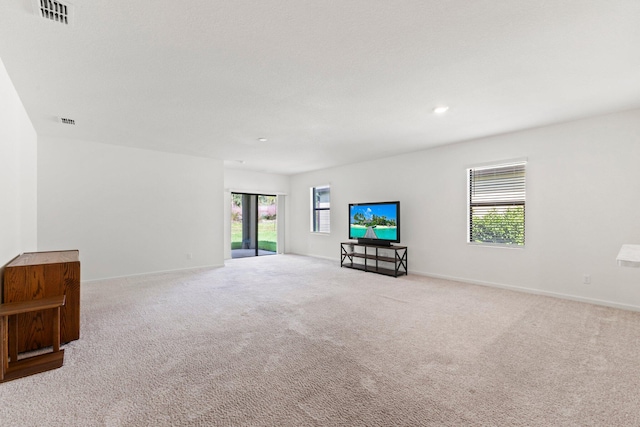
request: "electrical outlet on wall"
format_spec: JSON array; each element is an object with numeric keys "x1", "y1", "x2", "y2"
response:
[
  {"x1": 583, "y1": 274, "x2": 591, "y2": 284},
  {"x1": 187, "y1": 253, "x2": 193, "y2": 260}
]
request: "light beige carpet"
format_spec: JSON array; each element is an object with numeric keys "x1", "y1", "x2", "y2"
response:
[{"x1": 1, "y1": 255, "x2": 639, "y2": 426}]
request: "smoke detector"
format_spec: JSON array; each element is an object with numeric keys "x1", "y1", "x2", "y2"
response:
[{"x1": 33, "y1": 0, "x2": 74, "y2": 26}]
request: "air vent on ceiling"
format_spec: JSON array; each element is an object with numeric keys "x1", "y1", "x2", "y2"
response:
[
  {"x1": 35, "y1": 0, "x2": 74, "y2": 26},
  {"x1": 59, "y1": 117, "x2": 75, "y2": 125}
]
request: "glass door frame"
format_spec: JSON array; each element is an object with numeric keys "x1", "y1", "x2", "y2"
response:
[{"x1": 231, "y1": 192, "x2": 277, "y2": 258}]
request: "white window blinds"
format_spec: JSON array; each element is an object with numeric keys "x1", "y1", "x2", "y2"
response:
[{"x1": 468, "y1": 162, "x2": 526, "y2": 245}]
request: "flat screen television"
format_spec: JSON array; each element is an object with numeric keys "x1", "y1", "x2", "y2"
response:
[{"x1": 349, "y1": 201, "x2": 400, "y2": 246}]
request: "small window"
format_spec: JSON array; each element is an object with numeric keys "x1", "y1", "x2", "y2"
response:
[
  {"x1": 311, "y1": 185, "x2": 330, "y2": 233},
  {"x1": 468, "y1": 161, "x2": 526, "y2": 245}
]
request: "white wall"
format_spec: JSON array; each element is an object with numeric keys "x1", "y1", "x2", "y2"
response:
[
  {"x1": 224, "y1": 168, "x2": 290, "y2": 195},
  {"x1": 0, "y1": 57, "x2": 37, "y2": 265},
  {"x1": 38, "y1": 137, "x2": 225, "y2": 280},
  {"x1": 223, "y1": 168, "x2": 291, "y2": 259},
  {"x1": 290, "y1": 109, "x2": 640, "y2": 310}
]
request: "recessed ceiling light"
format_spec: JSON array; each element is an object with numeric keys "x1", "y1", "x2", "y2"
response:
[
  {"x1": 258, "y1": 138, "x2": 268, "y2": 142},
  {"x1": 433, "y1": 106, "x2": 449, "y2": 114}
]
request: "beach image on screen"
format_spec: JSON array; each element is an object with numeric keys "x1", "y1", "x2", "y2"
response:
[{"x1": 350, "y1": 204, "x2": 398, "y2": 240}]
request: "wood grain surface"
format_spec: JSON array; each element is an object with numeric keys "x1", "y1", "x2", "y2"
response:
[{"x1": 3, "y1": 251, "x2": 80, "y2": 352}]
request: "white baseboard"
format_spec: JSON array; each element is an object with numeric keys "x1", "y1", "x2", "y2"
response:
[
  {"x1": 83, "y1": 263, "x2": 225, "y2": 283},
  {"x1": 109, "y1": 253, "x2": 639, "y2": 313},
  {"x1": 411, "y1": 269, "x2": 640, "y2": 313}
]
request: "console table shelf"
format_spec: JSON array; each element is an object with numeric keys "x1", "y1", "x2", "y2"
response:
[
  {"x1": 341, "y1": 242, "x2": 407, "y2": 277},
  {"x1": 3, "y1": 250, "x2": 80, "y2": 353}
]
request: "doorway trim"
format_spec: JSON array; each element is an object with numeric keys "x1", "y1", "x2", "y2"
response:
[{"x1": 231, "y1": 192, "x2": 278, "y2": 259}]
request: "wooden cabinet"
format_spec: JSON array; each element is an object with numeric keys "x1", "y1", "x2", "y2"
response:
[
  {"x1": 340, "y1": 242, "x2": 407, "y2": 277},
  {"x1": 3, "y1": 250, "x2": 80, "y2": 352}
]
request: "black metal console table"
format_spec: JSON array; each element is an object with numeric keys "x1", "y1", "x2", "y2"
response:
[{"x1": 340, "y1": 242, "x2": 407, "y2": 277}]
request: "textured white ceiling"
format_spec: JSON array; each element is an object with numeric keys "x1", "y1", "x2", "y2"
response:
[{"x1": 1, "y1": 1, "x2": 639, "y2": 174}]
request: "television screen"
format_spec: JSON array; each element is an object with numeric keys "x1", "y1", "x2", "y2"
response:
[{"x1": 349, "y1": 201, "x2": 400, "y2": 244}]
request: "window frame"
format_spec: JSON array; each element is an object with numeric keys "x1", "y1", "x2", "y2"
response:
[
  {"x1": 311, "y1": 185, "x2": 331, "y2": 234},
  {"x1": 467, "y1": 160, "x2": 526, "y2": 247}
]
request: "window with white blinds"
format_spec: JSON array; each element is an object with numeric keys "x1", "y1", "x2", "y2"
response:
[
  {"x1": 468, "y1": 161, "x2": 526, "y2": 245},
  {"x1": 311, "y1": 185, "x2": 331, "y2": 233}
]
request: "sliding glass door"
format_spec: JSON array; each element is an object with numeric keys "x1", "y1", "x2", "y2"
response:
[
  {"x1": 231, "y1": 193, "x2": 277, "y2": 258},
  {"x1": 257, "y1": 195, "x2": 277, "y2": 254}
]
